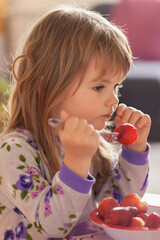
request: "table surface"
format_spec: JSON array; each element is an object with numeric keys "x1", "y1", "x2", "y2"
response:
[{"x1": 68, "y1": 193, "x2": 160, "y2": 240}]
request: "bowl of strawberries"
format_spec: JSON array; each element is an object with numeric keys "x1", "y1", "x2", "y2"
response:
[{"x1": 90, "y1": 193, "x2": 160, "y2": 240}]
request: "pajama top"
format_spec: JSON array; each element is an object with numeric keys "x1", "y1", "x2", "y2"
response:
[{"x1": 0, "y1": 127, "x2": 150, "y2": 239}]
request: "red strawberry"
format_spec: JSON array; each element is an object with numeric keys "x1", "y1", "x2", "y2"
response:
[
  {"x1": 136, "y1": 212, "x2": 149, "y2": 222},
  {"x1": 120, "y1": 193, "x2": 148, "y2": 213},
  {"x1": 104, "y1": 206, "x2": 138, "y2": 226},
  {"x1": 128, "y1": 217, "x2": 145, "y2": 227},
  {"x1": 114, "y1": 123, "x2": 138, "y2": 147},
  {"x1": 145, "y1": 212, "x2": 160, "y2": 228},
  {"x1": 98, "y1": 197, "x2": 120, "y2": 220}
]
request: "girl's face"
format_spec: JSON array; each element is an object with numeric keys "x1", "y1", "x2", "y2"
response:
[{"x1": 57, "y1": 56, "x2": 124, "y2": 130}]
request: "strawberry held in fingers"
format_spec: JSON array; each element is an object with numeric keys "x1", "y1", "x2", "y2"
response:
[{"x1": 114, "y1": 123, "x2": 138, "y2": 147}]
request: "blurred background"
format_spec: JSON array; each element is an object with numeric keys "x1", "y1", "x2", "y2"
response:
[{"x1": 0, "y1": 0, "x2": 160, "y2": 193}]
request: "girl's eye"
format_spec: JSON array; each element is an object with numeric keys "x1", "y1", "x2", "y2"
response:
[{"x1": 93, "y1": 85, "x2": 104, "y2": 92}]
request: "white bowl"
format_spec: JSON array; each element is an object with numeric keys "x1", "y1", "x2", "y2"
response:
[{"x1": 90, "y1": 205, "x2": 160, "y2": 240}]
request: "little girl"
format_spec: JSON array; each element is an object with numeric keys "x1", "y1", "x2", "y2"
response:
[{"x1": 0, "y1": 6, "x2": 151, "y2": 239}]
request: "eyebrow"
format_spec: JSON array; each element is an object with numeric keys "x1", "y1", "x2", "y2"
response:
[
  {"x1": 91, "y1": 77, "x2": 124, "y2": 85},
  {"x1": 91, "y1": 76, "x2": 110, "y2": 83}
]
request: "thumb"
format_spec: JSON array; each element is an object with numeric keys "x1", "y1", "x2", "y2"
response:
[{"x1": 60, "y1": 110, "x2": 69, "y2": 122}]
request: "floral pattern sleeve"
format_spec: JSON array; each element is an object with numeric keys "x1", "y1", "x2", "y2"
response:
[
  {"x1": 0, "y1": 131, "x2": 95, "y2": 239},
  {"x1": 94, "y1": 144, "x2": 150, "y2": 204},
  {"x1": 0, "y1": 129, "x2": 150, "y2": 239}
]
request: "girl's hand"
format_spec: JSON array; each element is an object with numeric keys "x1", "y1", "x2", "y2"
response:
[
  {"x1": 59, "y1": 110, "x2": 100, "y2": 178},
  {"x1": 114, "y1": 103, "x2": 151, "y2": 152}
]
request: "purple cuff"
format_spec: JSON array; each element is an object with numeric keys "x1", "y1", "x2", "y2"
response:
[
  {"x1": 122, "y1": 143, "x2": 150, "y2": 165},
  {"x1": 59, "y1": 161, "x2": 95, "y2": 194}
]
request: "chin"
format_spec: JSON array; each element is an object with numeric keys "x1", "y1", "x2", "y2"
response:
[{"x1": 94, "y1": 123, "x2": 106, "y2": 131}]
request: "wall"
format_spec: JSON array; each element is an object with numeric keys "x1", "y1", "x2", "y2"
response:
[
  {"x1": 0, "y1": 0, "x2": 119, "y2": 77},
  {"x1": 6, "y1": 0, "x2": 119, "y2": 55}
]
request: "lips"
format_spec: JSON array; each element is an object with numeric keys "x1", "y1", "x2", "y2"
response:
[{"x1": 101, "y1": 114, "x2": 112, "y2": 120}]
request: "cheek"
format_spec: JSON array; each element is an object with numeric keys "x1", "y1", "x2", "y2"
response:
[
  {"x1": 89, "y1": 119, "x2": 106, "y2": 131},
  {"x1": 55, "y1": 100, "x2": 71, "y2": 118}
]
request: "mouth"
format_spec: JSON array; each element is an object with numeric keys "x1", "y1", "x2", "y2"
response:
[{"x1": 101, "y1": 113, "x2": 113, "y2": 120}]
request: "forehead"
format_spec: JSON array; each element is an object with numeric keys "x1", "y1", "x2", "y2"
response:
[
  {"x1": 68, "y1": 54, "x2": 126, "y2": 96},
  {"x1": 83, "y1": 55, "x2": 125, "y2": 83}
]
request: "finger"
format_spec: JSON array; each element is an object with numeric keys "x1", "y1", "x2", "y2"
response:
[
  {"x1": 127, "y1": 110, "x2": 144, "y2": 126},
  {"x1": 63, "y1": 117, "x2": 79, "y2": 132},
  {"x1": 116, "y1": 103, "x2": 127, "y2": 117},
  {"x1": 136, "y1": 114, "x2": 151, "y2": 129},
  {"x1": 85, "y1": 124, "x2": 95, "y2": 135},
  {"x1": 76, "y1": 119, "x2": 88, "y2": 132},
  {"x1": 92, "y1": 130, "x2": 100, "y2": 144},
  {"x1": 120, "y1": 107, "x2": 136, "y2": 123}
]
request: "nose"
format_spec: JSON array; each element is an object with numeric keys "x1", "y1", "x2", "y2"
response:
[{"x1": 105, "y1": 91, "x2": 119, "y2": 111}]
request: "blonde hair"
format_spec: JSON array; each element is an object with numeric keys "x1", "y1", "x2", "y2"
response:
[{"x1": 2, "y1": 6, "x2": 133, "y2": 178}]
